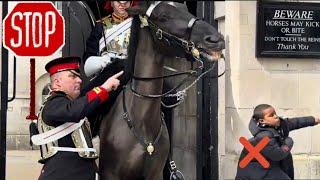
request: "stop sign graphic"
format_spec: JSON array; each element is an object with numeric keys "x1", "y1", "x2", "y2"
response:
[{"x1": 3, "y1": 2, "x2": 65, "y2": 57}]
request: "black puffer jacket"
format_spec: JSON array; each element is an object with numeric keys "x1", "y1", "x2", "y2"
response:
[{"x1": 235, "y1": 116, "x2": 315, "y2": 180}]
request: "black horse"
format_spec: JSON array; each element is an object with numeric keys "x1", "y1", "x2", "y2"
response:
[{"x1": 97, "y1": 2, "x2": 225, "y2": 180}]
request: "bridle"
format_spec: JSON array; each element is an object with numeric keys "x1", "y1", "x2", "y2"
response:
[
  {"x1": 129, "y1": 1, "x2": 225, "y2": 102},
  {"x1": 140, "y1": 1, "x2": 202, "y2": 61}
]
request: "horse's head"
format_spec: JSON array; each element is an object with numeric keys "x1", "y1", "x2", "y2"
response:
[{"x1": 127, "y1": 1, "x2": 225, "y2": 62}]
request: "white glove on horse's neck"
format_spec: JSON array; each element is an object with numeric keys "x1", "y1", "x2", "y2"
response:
[{"x1": 84, "y1": 55, "x2": 112, "y2": 78}]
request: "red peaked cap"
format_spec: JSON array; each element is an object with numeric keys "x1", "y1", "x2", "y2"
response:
[
  {"x1": 45, "y1": 56, "x2": 81, "y2": 76},
  {"x1": 104, "y1": 1, "x2": 139, "y2": 13}
]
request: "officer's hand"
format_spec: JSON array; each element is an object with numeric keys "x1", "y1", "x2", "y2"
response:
[{"x1": 101, "y1": 71, "x2": 124, "y2": 92}]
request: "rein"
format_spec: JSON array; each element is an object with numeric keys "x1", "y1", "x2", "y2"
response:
[
  {"x1": 132, "y1": 69, "x2": 197, "y2": 81},
  {"x1": 161, "y1": 56, "x2": 225, "y2": 108},
  {"x1": 130, "y1": 56, "x2": 226, "y2": 101},
  {"x1": 130, "y1": 58, "x2": 202, "y2": 99}
]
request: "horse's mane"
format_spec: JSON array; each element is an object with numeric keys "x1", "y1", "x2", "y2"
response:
[
  {"x1": 123, "y1": 15, "x2": 141, "y2": 83},
  {"x1": 89, "y1": 15, "x2": 142, "y2": 136}
]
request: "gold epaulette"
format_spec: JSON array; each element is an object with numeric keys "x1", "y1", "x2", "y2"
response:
[{"x1": 97, "y1": 15, "x2": 113, "y2": 29}]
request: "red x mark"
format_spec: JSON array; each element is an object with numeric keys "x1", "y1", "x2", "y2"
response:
[{"x1": 239, "y1": 136, "x2": 270, "y2": 168}]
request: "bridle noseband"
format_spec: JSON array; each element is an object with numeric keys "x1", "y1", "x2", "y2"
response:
[{"x1": 141, "y1": 1, "x2": 201, "y2": 59}]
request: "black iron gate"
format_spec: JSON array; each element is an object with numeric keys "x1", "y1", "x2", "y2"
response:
[
  {"x1": 0, "y1": 2, "x2": 9, "y2": 180},
  {"x1": 196, "y1": 1, "x2": 219, "y2": 180}
]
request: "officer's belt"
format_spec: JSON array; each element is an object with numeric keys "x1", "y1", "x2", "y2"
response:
[
  {"x1": 31, "y1": 120, "x2": 84, "y2": 145},
  {"x1": 100, "y1": 17, "x2": 132, "y2": 45}
]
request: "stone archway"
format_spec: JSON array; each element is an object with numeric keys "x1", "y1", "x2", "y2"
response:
[{"x1": 35, "y1": 73, "x2": 50, "y2": 114}]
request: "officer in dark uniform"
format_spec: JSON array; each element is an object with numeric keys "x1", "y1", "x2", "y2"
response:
[
  {"x1": 35, "y1": 56, "x2": 123, "y2": 180},
  {"x1": 235, "y1": 104, "x2": 320, "y2": 180}
]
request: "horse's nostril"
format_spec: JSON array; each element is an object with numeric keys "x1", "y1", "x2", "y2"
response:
[{"x1": 204, "y1": 35, "x2": 218, "y2": 44}]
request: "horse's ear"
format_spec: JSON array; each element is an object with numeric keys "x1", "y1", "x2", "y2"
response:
[{"x1": 127, "y1": 3, "x2": 148, "y2": 16}]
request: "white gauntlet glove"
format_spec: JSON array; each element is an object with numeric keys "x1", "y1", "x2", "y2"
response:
[{"x1": 84, "y1": 55, "x2": 112, "y2": 77}]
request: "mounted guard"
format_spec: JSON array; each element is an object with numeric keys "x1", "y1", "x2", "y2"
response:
[{"x1": 84, "y1": 1, "x2": 137, "y2": 78}]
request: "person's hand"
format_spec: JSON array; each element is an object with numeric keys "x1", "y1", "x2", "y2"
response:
[
  {"x1": 281, "y1": 137, "x2": 293, "y2": 152},
  {"x1": 315, "y1": 117, "x2": 320, "y2": 125},
  {"x1": 283, "y1": 137, "x2": 293, "y2": 147},
  {"x1": 101, "y1": 71, "x2": 124, "y2": 92}
]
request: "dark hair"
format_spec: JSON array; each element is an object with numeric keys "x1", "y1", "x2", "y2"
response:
[{"x1": 252, "y1": 104, "x2": 272, "y2": 121}]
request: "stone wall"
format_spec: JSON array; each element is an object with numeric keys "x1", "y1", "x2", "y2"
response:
[{"x1": 6, "y1": 52, "x2": 60, "y2": 150}]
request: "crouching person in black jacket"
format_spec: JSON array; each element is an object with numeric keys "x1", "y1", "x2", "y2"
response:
[{"x1": 236, "y1": 104, "x2": 320, "y2": 180}]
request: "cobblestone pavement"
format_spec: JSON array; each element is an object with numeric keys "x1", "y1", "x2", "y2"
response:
[{"x1": 6, "y1": 150, "x2": 42, "y2": 180}]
